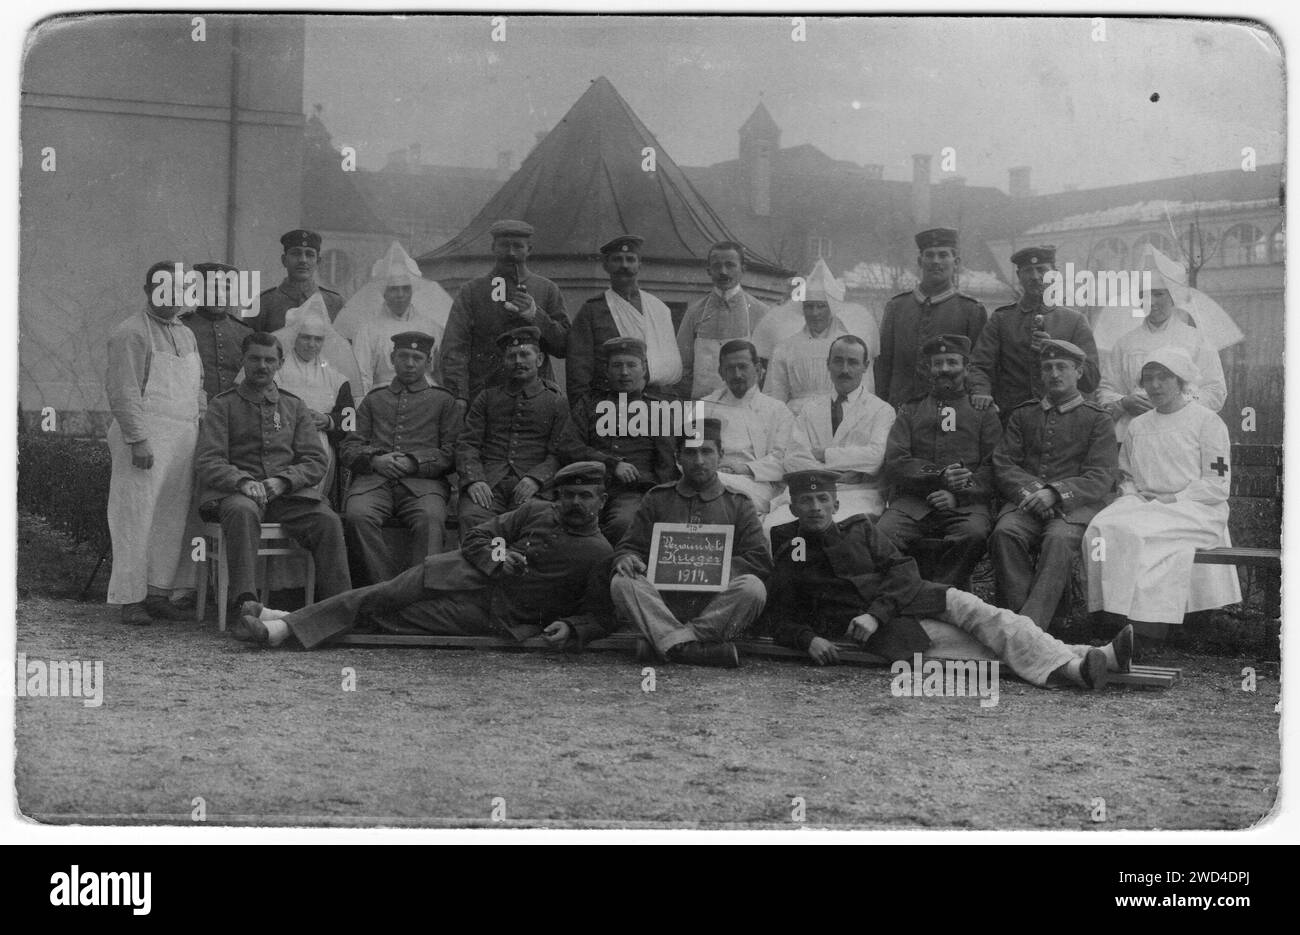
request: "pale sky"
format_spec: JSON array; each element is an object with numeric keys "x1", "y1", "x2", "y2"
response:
[{"x1": 303, "y1": 14, "x2": 1284, "y2": 194}]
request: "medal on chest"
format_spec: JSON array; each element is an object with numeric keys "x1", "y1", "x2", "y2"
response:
[{"x1": 272, "y1": 411, "x2": 282, "y2": 431}]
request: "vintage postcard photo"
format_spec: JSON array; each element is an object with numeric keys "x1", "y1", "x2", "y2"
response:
[{"x1": 14, "y1": 12, "x2": 1284, "y2": 833}]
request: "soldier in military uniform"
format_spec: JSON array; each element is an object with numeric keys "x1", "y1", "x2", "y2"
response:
[
  {"x1": 610, "y1": 418, "x2": 772, "y2": 668},
  {"x1": 969, "y1": 245, "x2": 1101, "y2": 418},
  {"x1": 250, "y1": 229, "x2": 344, "y2": 334},
  {"x1": 876, "y1": 334, "x2": 1002, "y2": 588},
  {"x1": 990, "y1": 340, "x2": 1118, "y2": 630},
  {"x1": 340, "y1": 331, "x2": 462, "y2": 586},
  {"x1": 567, "y1": 234, "x2": 683, "y2": 399},
  {"x1": 569, "y1": 336, "x2": 679, "y2": 544},
  {"x1": 230, "y1": 462, "x2": 618, "y2": 651},
  {"x1": 182, "y1": 261, "x2": 253, "y2": 401},
  {"x1": 874, "y1": 228, "x2": 987, "y2": 406},
  {"x1": 766, "y1": 469, "x2": 1126, "y2": 689},
  {"x1": 195, "y1": 331, "x2": 352, "y2": 616},
  {"x1": 455, "y1": 326, "x2": 581, "y2": 530},
  {"x1": 438, "y1": 219, "x2": 570, "y2": 411}
]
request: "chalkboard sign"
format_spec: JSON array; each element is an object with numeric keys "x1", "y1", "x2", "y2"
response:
[{"x1": 647, "y1": 523, "x2": 734, "y2": 592}]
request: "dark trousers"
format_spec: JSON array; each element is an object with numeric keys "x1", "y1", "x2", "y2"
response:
[
  {"x1": 284, "y1": 561, "x2": 497, "y2": 649},
  {"x1": 600, "y1": 490, "x2": 644, "y2": 547},
  {"x1": 344, "y1": 483, "x2": 448, "y2": 585},
  {"x1": 989, "y1": 510, "x2": 1084, "y2": 630},
  {"x1": 215, "y1": 494, "x2": 351, "y2": 608},
  {"x1": 457, "y1": 475, "x2": 525, "y2": 530},
  {"x1": 875, "y1": 507, "x2": 991, "y2": 589}
]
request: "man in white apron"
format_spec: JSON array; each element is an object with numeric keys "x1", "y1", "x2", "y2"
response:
[
  {"x1": 675, "y1": 241, "x2": 771, "y2": 399},
  {"x1": 105, "y1": 260, "x2": 206, "y2": 625},
  {"x1": 699, "y1": 339, "x2": 794, "y2": 516},
  {"x1": 566, "y1": 234, "x2": 683, "y2": 399}
]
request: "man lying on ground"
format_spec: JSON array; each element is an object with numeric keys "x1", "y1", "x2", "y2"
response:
[
  {"x1": 765, "y1": 469, "x2": 1132, "y2": 689},
  {"x1": 230, "y1": 462, "x2": 616, "y2": 651}
]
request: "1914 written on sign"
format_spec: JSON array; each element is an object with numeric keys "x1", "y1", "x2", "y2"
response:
[{"x1": 647, "y1": 523, "x2": 734, "y2": 592}]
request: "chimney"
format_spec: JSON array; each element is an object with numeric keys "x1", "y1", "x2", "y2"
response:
[
  {"x1": 740, "y1": 103, "x2": 779, "y2": 218},
  {"x1": 863, "y1": 164, "x2": 884, "y2": 180},
  {"x1": 1009, "y1": 166, "x2": 1032, "y2": 198},
  {"x1": 912, "y1": 154, "x2": 932, "y2": 226},
  {"x1": 497, "y1": 150, "x2": 514, "y2": 179}
]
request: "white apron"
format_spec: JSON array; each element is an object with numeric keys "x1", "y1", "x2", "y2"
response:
[
  {"x1": 106, "y1": 342, "x2": 202, "y2": 604},
  {"x1": 1084, "y1": 495, "x2": 1241, "y2": 623}
]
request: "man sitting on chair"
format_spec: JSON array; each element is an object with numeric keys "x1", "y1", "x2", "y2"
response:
[
  {"x1": 341, "y1": 331, "x2": 461, "y2": 585},
  {"x1": 764, "y1": 334, "x2": 895, "y2": 535},
  {"x1": 875, "y1": 334, "x2": 1002, "y2": 588},
  {"x1": 195, "y1": 332, "x2": 352, "y2": 618}
]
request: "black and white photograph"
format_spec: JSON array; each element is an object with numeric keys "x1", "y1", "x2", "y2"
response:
[{"x1": 10, "y1": 8, "x2": 1288, "y2": 841}]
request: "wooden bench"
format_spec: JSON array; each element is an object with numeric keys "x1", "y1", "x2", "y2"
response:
[{"x1": 1192, "y1": 444, "x2": 1281, "y2": 615}]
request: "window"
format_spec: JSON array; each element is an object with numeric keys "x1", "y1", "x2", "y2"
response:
[
  {"x1": 1086, "y1": 237, "x2": 1128, "y2": 271},
  {"x1": 808, "y1": 235, "x2": 833, "y2": 261},
  {"x1": 1221, "y1": 223, "x2": 1267, "y2": 266},
  {"x1": 319, "y1": 249, "x2": 353, "y2": 288},
  {"x1": 1270, "y1": 224, "x2": 1285, "y2": 264},
  {"x1": 1132, "y1": 232, "x2": 1177, "y2": 262}
]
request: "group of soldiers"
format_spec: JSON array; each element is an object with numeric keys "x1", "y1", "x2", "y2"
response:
[{"x1": 105, "y1": 218, "x2": 1239, "y2": 689}]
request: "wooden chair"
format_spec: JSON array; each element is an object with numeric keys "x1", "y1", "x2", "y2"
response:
[{"x1": 194, "y1": 523, "x2": 316, "y2": 631}]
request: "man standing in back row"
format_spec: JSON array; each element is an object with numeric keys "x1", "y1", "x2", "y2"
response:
[
  {"x1": 252, "y1": 229, "x2": 344, "y2": 334},
  {"x1": 970, "y1": 245, "x2": 1100, "y2": 418},
  {"x1": 875, "y1": 228, "x2": 987, "y2": 406},
  {"x1": 438, "y1": 219, "x2": 570, "y2": 412},
  {"x1": 675, "y1": 240, "x2": 771, "y2": 399},
  {"x1": 566, "y1": 234, "x2": 683, "y2": 399}
]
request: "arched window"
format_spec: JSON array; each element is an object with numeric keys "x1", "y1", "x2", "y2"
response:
[
  {"x1": 1086, "y1": 237, "x2": 1128, "y2": 271},
  {"x1": 319, "y1": 249, "x2": 353, "y2": 288},
  {"x1": 1132, "y1": 232, "x2": 1177, "y2": 261},
  {"x1": 1220, "y1": 223, "x2": 1267, "y2": 266},
  {"x1": 1270, "y1": 224, "x2": 1285, "y2": 264}
]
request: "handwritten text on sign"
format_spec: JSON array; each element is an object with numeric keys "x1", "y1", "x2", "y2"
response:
[{"x1": 647, "y1": 523, "x2": 734, "y2": 592}]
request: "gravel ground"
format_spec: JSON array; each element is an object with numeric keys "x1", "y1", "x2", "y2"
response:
[{"x1": 16, "y1": 594, "x2": 1280, "y2": 830}]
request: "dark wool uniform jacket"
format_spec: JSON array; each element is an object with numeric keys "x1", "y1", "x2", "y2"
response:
[
  {"x1": 968, "y1": 299, "x2": 1101, "y2": 413},
  {"x1": 455, "y1": 377, "x2": 578, "y2": 490},
  {"x1": 195, "y1": 382, "x2": 328, "y2": 506},
  {"x1": 432, "y1": 500, "x2": 616, "y2": 647},
  {"x1": 874, "y1": 288, "x2": 987, "y2": 405},
  {"x1": 340, "y1": 379, "x2": 463, "y2": 500},
  {"x1": 438, "y1": 269, "x2": 570, "y2": 403},
  {"x1": 767, "y1": 515, "x2": 948, "y2": 662},
  {"x1": 883, "y1": 388, "x2": 1003, "y2": 520},
  {"x1": 181, "y1": 309, "x2": 252, "y2": 401},
  {"x1": 569, "y1": 388, "x2": 680, "y2": 494},
  {"x1": 993, "y1": 395, "x2": 1118, "y2": 525},
  {"x1": 613, "y1": 477, "x2": 773, "y2": 583},
  {"x1": 251, "y1": 279, "x2": 343, "y2": 334}
]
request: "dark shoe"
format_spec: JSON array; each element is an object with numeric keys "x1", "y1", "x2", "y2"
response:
[
  {"x1": 169, "y1": 593, "x2": 198, "y2": 612},
  {"x1": 670, "y1": 641, "x2": 740, "y2": 668},
  {"x1": 143, "y1": 595, "x2": 193, "y2": 622},
  {"x1": 1110, "y1": 624, "x2": 1134, "y2": 674},
  {"x1": 121, "y1": 602, "x2": 153, "y2": 626},
  {"x1": 1080, "y1": 647, "x2": 1109, "y2": 690},
  {"x1": 230, "y1": 613, "x2": 270, "y2": 645},
  {"x1": 233, "y1": 596, "x2": 262, "y2": 621}
]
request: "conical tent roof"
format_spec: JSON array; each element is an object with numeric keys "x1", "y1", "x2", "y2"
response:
[{"x1": 421, "y1": 77, "x2": 787, "y2": 275}]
